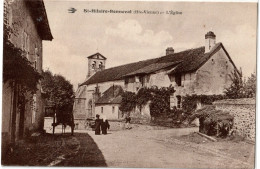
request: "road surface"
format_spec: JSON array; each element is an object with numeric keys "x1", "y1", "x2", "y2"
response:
[{"x1": 57, "y1": 126, "x2": 254, "y2": 168}]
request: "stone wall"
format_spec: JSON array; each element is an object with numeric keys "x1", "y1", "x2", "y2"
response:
[
  {"x1": 213, "y1": 98, "x2": 256, "y2": 141},
  {"x1": 95, "y1": 104, "x2": 121, "y2": 120},
  {"x1": 5, "y1": 0, "x2": 44, "y2": 134}
]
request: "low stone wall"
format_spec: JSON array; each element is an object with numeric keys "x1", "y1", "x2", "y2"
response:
[{"x1": 213, "y1": 98, "x2": 255, "y2": 141}]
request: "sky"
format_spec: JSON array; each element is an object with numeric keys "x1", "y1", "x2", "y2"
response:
[{"x1": 42, "y1": 1, "x2": 257, "y2": 90}]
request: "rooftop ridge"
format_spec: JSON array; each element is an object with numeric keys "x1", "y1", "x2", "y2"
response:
[{"x1": 98, "y1": 45, "x2": 205, "y2": 72}]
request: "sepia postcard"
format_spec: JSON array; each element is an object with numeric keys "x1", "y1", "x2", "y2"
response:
[{"x1": 2, "y1": 0, "x2": 257, "y2": 168}]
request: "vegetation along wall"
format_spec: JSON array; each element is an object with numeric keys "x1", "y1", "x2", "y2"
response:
[{"x1": 213, "y1": 98, "x2": 255, "y2": 141}]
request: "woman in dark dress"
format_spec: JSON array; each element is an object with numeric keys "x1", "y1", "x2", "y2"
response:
[
  {"x1": 95, "y1": 114, "x2": 102, "y2": 135},
  {"x1": 125, "y1": 114, "x2": 131, "y2": 129},
  {"x1": 101, "y1": 116, "x2": 110, "y2": 135}
]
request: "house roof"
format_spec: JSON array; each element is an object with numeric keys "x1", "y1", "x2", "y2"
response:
[
  {"x1": 96, "y1": 85, "x2": 124, "y2": 104},
  {"x1": 124, "y1": 61, "x2": 182, "y2": 77},
  {"x1": 87, "y1": 53, "x2": 107, "y2": 60},
  {"x1": 80, "y1": 42, "x2": 239, "y2": 86},
  {"x1": 25, "y1": 0, "x2": 53, "y2": 40}
]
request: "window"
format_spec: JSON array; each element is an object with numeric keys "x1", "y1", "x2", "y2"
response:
[
  {"x1": 34, "y1": 61, "x2": 37, "y2": 70},
  {"x1": 139, "y1": 76, "x2": 144, "y2": 86},
  {"x1": 112, "y1": 106, "x2": 115, "y2": 114},
  {"x1": 34, "y1": 46, "x2": 38, "y2": 70},
  {"x1": 32, "y1": 94, "x2": 37, "y2": 123},
  {"x1": 99, "y1": 62, "x2": 103, "y2": 69},
  {"x1": 22, "y1": 31, "x2": 30, "y2": 59},
  {"x1": 125, "y1": 78, "x2": 129, "y2": 85},
  {"x1": 135, "y1": 76, "x2": 140, "y2": 82},
  {"x1": 176, "y1": 95, "x2": 181, "y2": 109},
  {"x1": 175, "y1": 73, "x2": 182, "y2": 86},
  {"x1": 101, "y1": 107, "x2": 103, "y2": 114},
  {"x1": 92, "y1": 61, "x2": 96, "y2": 69}
]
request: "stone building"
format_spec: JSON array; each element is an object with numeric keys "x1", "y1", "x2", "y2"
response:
[
  {"x1": 73, "y1": 31, "x2": 239, "y2": 122},
  {"x1": 2, "y1": 0, "x2": 52, "y2": 157}
]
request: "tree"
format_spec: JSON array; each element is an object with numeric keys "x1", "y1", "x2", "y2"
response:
[
  {"x1": 41, "y1": 70, "x2": 75, "y2": 126},
  {"x1": 224, "y1": 71, "x2": 244, "y2": 99},
  {"x1": 224, "y1": 70, "x2": 256, "y2": 99},
  {"x1": 243, "y1": 73, "x2": 256, "y2": 98}
]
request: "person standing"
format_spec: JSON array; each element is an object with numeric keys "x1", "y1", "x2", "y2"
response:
[
  {"x1": 125, "y1": 114, "x2": 131, "y2": 129},
  {"x1": 95, "y1": 114, "x2": 102, "y2": 135},
  {"x1": 101, "y1": 116, "x2": 110, "y2": 135}
]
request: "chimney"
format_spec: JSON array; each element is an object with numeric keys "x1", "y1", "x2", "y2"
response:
[
  {"x1": 166, "y1": 47, "x2": 174, "y2": 55},
  {"x1": 205, "y1": 31, "x2": 216, "y2": 53}
]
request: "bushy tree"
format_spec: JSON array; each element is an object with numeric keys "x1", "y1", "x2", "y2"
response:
[
  {"x1": 41, "y1": 70, "x2": 75, "y2": 125},
  {"x1": 224, "y1": 71, "x2": 244, "y2": 99},
  {"x1": 119, "y1": 91, "x2": 136, "y2": 113},
  {"x1": 243, "y1": 73, "x2": 256, "y2": 98},
  {"x1": 224, "y1": 71, "x2": 256, "y2": 99}
]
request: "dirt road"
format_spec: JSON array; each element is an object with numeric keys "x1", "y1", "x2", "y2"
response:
[{"x1": 58, "y1": 125, "x2": 254, "y2": 168}]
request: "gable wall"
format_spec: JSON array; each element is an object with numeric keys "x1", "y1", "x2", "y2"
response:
[{"x1": 193, "y1": 47, "x2": 234, "y2": 95}]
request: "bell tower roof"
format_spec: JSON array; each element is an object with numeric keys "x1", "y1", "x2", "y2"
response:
[{"x1": 87, "y1": 53, "x2": 107, "y2": 60}]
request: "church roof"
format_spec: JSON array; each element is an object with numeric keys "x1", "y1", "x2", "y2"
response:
[
  {"x1": 80, "y1": 43, "x2": 239, "y2": 86},
  {"x1": 96, "y1": 85, "x2": 124, "y2": 104}
]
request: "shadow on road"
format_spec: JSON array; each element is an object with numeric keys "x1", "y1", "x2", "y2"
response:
[{"x1": 57, "y1": 132, "x2": 107, "y2": 167}]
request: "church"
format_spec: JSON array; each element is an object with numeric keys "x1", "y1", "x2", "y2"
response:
[{"x1": 73, "y1": 31, "x2": 239, "y2": 125}]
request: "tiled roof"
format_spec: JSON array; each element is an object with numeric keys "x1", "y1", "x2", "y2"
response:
[
  {"x1": 124, "y1": 61, "x2": 182, "y2": 77},
  {"x1": 96, "y1": 85, "x2": 124, "y2": 104},
  {"x1": 80, "y1": 43, "x2": 238, "y2": 86},
  {"x1": 81, "y1": 57, "x2": 159, "y2": 85}
]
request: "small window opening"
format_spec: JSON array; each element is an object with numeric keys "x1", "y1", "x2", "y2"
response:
[
  {"x1": 175, "y1": 73, "x2": 182, "y2": 86},
  {"x1": 176, "y1": 95, "x2": 182, "y2": 109}
]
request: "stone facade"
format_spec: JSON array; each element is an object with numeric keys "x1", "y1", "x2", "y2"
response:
[
  {"x1": 125, "y1": 47, "x2": 235, "y2": 109},
  {"x1": 2, "y1": 0, "x2": 52, "y2": 157},
  {"x1": 213, "y1": 98, "x2": 256, "y2": 141}
]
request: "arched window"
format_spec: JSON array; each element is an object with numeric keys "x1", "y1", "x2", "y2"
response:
[
  {"x1": 99, "y1": 62, "x2": 103, "y2": 69},
  {"x1": 92, "y1": 61, "x2": 96, "y2": 69}
]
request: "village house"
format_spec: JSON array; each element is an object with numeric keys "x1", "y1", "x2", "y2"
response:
[
  {"x1": 2, "y1": 0, "x2": 53, "y2": 157},
  {"x1": 73, "y1": 31, "x2": 239, "y2": 125}
]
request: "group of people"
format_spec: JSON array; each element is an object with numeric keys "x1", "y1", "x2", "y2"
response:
[
  {"x1": 94, "y1": 114, "x2": 110, "y2": 135},
  {"x1": 94, "y1": 113, "x2": 132, "y2": 135}
]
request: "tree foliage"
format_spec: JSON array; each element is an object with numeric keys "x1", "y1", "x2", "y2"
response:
[
  {"x1": 41, "y1": 70, "x2": 75, "y2": 125},
  {"x1": 243, "y1": 73, "x2": 256, "y2": 98},
  {"x1": 224, "y1": 71, "x2": 244, "y2": 99},
  {"x1": 149, "y1": 86, "x2": 175, "y2": 117},
  {"x1": 224, "y1": 71, "x2": 256, "y2": 99},
  {"x1": 119, "y1": 91, "x2": 136, "y2": 113}
]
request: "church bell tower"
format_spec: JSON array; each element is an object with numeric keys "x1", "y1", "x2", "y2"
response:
[{"x1": 87, "y1": 53, "x2": 107, "y2": 78}]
